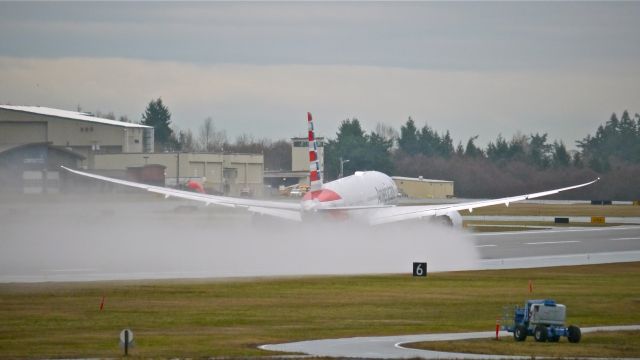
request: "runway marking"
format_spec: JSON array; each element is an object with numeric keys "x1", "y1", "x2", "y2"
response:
[
  {"x1": 475, "y1": 244, "x2": 497, "y2": 248},
  {"x1": 475, "y1": 225, "x2": 640, "y2": 237},
  {"x1": 610, "y1": 237, "x2": 640, "y2": 241},
  {"x1": 525, "y1": 240, "x2": 581, "y2": 245},
  {"x1": 45, "y1": 268, "x2": 97, "y2": 273}
]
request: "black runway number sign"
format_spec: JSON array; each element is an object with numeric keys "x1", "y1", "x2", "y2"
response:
[{"x1": 412, "y1": 262, "x2": 427, "y2": 277}]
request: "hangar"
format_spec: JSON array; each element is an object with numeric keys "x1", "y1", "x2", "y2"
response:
[
  {"x1": 392, "y1": 176, "x2": 454, "y2": 199},
  {"x1": 0, "y1": 105, "x2": 154, "y2": 162},
  {"x1": 0, "y1": 142, "x2": 85, "y2": 193},
  {"x1": 0, "y1": 105, "x2": 265, "y2": 196}
]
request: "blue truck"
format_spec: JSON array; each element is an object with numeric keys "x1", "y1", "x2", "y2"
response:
[{"x1": 502, "y1": 299, "x2": 581, "y2": 343}]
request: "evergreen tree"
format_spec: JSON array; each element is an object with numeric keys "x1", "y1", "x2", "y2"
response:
[
  {"x1": 398, "y1": 117, "x2": 420, "y2": 155},
  {"x1": 368, "y1": 131, "x2": 394, "y2": 175},
  {"x1": 486, "y1": 134, "x2": 509, "y2": 162},
  {"x1": 578, "y1": 110, "x2": 640, "y2": 171},
  {"x1": 508, "y1": 133, "x2": 528, "y2": 162},
  {"x1": 439, "y1": 131, "x2": 455, "y2": 158},
  {"x1": 324, "y1": 118, "x2": 393, "y2": 179},
  {"x1": 551, "y1": 141, "x2": 570, "y2": 168},
  {"x1": 529, "y1": 133, "x2": 551, "y2": 168},
  {"x1": 418, "y1": 124, "x2": 440, "y2": 156},
  {"x1": 464, "y1": 136, "x2": 483, "y2": 158},
  {"x1": 141, "y1": 98, "x2": 173, "y2": 149}
]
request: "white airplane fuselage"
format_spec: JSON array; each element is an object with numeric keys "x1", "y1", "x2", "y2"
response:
[{"x1": 301, "y1": 171, "x2": 398, "y2": 213}]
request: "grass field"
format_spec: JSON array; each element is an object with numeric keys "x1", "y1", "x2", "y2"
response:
[
  {"x1": 1, "y1": 262, "x2": 639, "y2": 358},
  {"x1": 406, "y1": 331, "x2": 640, "y2": 358},
  {"x1": 459, "y1": 202, "x2": 640, "y2": 217}
]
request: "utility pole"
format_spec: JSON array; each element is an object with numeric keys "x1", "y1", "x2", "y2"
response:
[
  {"x1": 339, "y1": 157, "x2": 350, "y2": 178},
  {"x1": 176, "y1": 152, "x2": 180, "y2": 188}
]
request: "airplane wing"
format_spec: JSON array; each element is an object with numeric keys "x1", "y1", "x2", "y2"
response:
[
  {"x1": 61, "y1": 166, "x2": 303, "y2": 221},
  {"x1": 369, "y1": 178, "x2": 600, "y2": 225}
]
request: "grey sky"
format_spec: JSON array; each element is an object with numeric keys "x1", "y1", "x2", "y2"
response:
[{"x1": 1, "y1": 2, "x2": 639, "y2": 148}]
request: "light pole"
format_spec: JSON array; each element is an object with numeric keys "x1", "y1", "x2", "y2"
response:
[{"x1": 339, "y1": 157, "x2": 350, "y2": 178}]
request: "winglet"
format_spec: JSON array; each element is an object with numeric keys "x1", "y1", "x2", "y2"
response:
[{"x1": 307, "y1": 112, "x2": 323, "y2": 191}]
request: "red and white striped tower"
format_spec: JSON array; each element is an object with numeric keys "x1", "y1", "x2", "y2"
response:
[{"x1": 307, "y1": 112, "x2": 323, "y2": 192}]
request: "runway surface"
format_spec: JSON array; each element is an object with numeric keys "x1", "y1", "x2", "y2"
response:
[
  {"x1": 473, "y1": 226, "x2": 640, "y2": 269},
  {"x1": 260, "y1": 325, "x2": 640, "y2": 359},
  {"x1": 1, "y1": 196, "x2": 639, "y2": 282}
]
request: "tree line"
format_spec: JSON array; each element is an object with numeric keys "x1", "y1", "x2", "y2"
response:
[
  {"x1": 117, "y1": 98, "x2": 640, "y2": 199},
  {"x1": 324, "y1": 111, "x2": 640, "y2": 200},
  {"x1": 136, "y1": 98, "x2": 291, "y2": 171}
]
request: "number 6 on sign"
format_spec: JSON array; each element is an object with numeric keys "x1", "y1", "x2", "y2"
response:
[{"x1": 413, "y1": 262, "x2": 427, "y2": 277}]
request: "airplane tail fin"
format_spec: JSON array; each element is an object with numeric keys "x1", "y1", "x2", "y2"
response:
[{"x1": 307, "y1": 112, "x2": 323, "y2": 191}]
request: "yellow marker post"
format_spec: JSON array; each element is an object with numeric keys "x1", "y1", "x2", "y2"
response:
[{"x1": 591, "y1": 216, "x2": 606, "y2": 224}]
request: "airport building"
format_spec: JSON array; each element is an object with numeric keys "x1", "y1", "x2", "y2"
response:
[
  {"x1": 0, "y1": 105, "x2": 154, "y2": 159},
  {"x1": 93, "y1": 152, "x2": 265, "y2": 197},
  {"x1": 0, "y1": 105, "x2": 151, "y2": 193},
  {"x1": 0, "y1": 105, "x2": 265, "y2": 196},
  {"x1": 264, "y1": 136, "x2": 324, "y2": 190},
  {"x1": 0, "y1": 142, "x2": 85, "y2": 193},
  {"x1": 392, "y1": 176, "x2": 454, "y2": 199}
]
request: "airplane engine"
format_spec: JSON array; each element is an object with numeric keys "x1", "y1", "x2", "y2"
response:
[{"x1": 431, "y1": 211, "x2": 463, "y2": 228}]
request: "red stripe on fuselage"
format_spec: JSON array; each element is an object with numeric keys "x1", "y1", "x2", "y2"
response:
[{"x1": 303, "y1": 188, "x2": 342, "y2": 202}]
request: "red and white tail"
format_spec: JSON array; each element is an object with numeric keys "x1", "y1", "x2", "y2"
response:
[{"x1": 307, "y1": 112, "x2": 323, "y2": 191}]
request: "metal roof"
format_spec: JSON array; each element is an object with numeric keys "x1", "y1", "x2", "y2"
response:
[
  {"x1": 0, "y1": 105, "x2": 152, "y2": 129},
  {"x1": 0, "y1": 142, "x2": 86, "y2": 159},
  {"x1": 391, "y1": 176, "x2": 453, "y2": 183}
]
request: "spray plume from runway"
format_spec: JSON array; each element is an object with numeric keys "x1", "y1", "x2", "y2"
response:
[{"x1": 0, "y1": 195, "x2": 479, "y2": 282}]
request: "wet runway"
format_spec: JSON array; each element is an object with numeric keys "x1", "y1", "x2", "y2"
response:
[
  {"x1": 476, "y1": 226, "x2": 640, "y2": 259},
  {"x1": 1, "y1": 195, "x2": 639, "y2": 282},
  {"x1": 474, "y1": 226, "x2": 640, "y2": 270}
]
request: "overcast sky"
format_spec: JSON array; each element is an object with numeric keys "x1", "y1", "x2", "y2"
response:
[{"x1": 1, "y1": 2, "x2": 639, "y2": 148}]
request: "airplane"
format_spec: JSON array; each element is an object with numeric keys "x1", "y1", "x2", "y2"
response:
[{"x1": 62, "y1": 112, "x2": 599, "y2": 226}]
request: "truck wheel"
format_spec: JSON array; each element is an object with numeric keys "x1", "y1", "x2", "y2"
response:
[
  {"x1": 568, "y1": 325, "x2": 581, "y2": 343},
  {"x1": 514, "y1": 324, "x2": 527, "y2": 341},
  {"x1": 534, "y1": 325, "x2": 548, "y2": 342}
]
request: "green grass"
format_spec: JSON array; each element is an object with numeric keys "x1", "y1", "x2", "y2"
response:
[
  {"x1": 464, "y1": 221, "x2": 625, "y2": 232},
  {"x1": 1, "y1": 263, "x2": 639, "y2": 358},
  {"x1": 460, "y1": 203, "x2": 640, "y2": 217},
  {"x1": 406, "y1": 331, "x2": 640, "y2": 358}
]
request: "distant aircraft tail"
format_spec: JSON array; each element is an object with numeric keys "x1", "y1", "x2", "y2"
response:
[{"x1": 307, "y1": 112, "x2": 323, "y2": 191}]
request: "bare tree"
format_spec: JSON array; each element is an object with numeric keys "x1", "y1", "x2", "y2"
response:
[
  {"x1": 199, "y1": 117, "x2": 227, "y2": 152},
  {"x1": 178, "y1": 129, "x2": 197, "y2": 152},
  {"x1": 375, "y1": 122, "x2": 399, "y2": 149},
  {"x1": 95, "y1": 110, "x2": 116, "y2": 120}
]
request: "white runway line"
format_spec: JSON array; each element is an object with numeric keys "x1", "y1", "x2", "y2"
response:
[
  {"x1": 610, "y1": 237, "x2": 640, "y2": 241},
  {"x1": 525, "y1": 240, "x2": 581, "y2": 245},
  {"x1": 475, "y1": 225, "x2": 640, "y2": 237},
  {"x1": 475, "y1": 244, "x2": 497, "y2": 248}
]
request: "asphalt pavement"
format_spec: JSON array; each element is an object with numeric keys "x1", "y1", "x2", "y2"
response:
[
  {"x1": 474, "y1": 226, "x2": 640, "y2": 269},
  {"x1": 260, "y1": 325, "x2": 640, "y2": 359}
]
